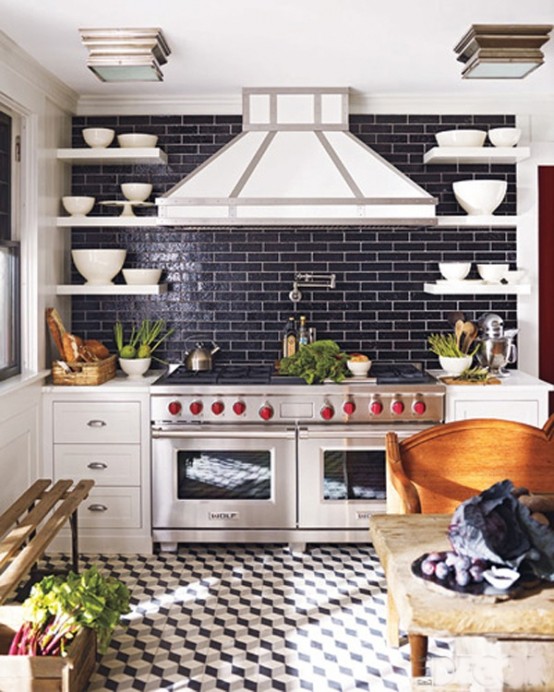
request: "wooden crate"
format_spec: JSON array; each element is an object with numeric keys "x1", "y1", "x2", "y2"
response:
[
  {"x1": 0, "y1": 605, "x2": 97, "y2": 692},
  {"x1": 51, "y1": 355, "x2": 116, "y2": 386}
]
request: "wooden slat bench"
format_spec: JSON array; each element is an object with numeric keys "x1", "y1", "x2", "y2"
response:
[{"x1": 0, "y1": 479, "x2": 94, "y2": 604}]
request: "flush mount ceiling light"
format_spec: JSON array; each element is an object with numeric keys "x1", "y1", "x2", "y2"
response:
[
  {"x1": 79, "y1": 28, "x2": 171, "y2": 82},
  {"x1": 454, "y1": 24, "x2": 552, "y2": 79}
]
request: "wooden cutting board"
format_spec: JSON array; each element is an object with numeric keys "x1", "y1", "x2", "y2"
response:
[{"x1": 440, "y1": 376, "x2": 501, "y2": 385}]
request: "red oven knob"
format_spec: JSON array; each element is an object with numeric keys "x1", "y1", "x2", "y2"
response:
[
  {"x1": 233, "y1": 400, "x2": 246, "y2": 415},
  {"x1": 343, "y1": 401, "x2": 356, "y2": 415},
  {"x1": 168, "y1": 401, "x2": 182, "y2": 416},
  {"x1": 189, "y1": 400, "x2": 203, "y2": 415},
  {"x1": 413, "y1": 400, "x2": 426, "y2": 415},
  {"x1": 391, "y1": 400, "x2": 405, "y2": 415},
  {"x1": 370, "y1": 400, "x2": 383, "y2": 415},
  {"x1": 320, "y1": 405, "x2": 335, "y2": 420},
  {"x1": 259, "y1": 404, "x2": 274, "y2": 421},
  {"x1": 211, "y1": 401, "x2": 225, "y2": 415}
]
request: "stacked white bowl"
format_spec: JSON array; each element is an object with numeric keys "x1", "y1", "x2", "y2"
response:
[
  {"x1": 488, "y1": 128, "x2": 521, "y2": 148},
  {"x1": 62, "y1": 196, "x2": 95, "y2": 217},
  {"x1": 453, "y1": 180, "x2": 507, "y2": 216},
  {"x1": 117, "y1": 133, "x2": 158, "y2": 148},
  {"x1": 72, "y1": 249, "x2": 126, "y2": 285},
  {"x1": 438, "y1": 262, "x2": 471, "y2": 282},
  {"x1": 435, "y1": 130, "x2": 486, "y2": 147},
  {"x1": 82, "y1": 128, "x2": 115, "y2": 148}
]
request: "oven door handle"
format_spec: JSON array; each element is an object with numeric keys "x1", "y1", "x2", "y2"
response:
[
  {"x1": 298, "y1": 427, "x2": 385, "y2": 440},
  {"x1": 152, "y1": 428, "x2": 296, "y2": 440}
]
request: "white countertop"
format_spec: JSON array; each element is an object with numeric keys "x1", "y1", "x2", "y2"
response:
[
  {"x1": 42, "y1": 370, "x2": 163, "y2": 393},
  {"x1": 429, "y1": 369, "x2": 553, "y2": 390},
  {"x1": 41, "y1": 368, "x2": 553, "y2": 393}
]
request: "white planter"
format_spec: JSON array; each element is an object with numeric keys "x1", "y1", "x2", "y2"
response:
[
  {"x1": 439, "y1": 355, "x2": 472, "y2": 376},
  {"x1": 119, "y1": 357, "x2": 151, "y2": 379}
]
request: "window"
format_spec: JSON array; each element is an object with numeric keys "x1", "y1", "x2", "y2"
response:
[{"x1": 0, "y1": 110, "x2": 20, "y2": 381}]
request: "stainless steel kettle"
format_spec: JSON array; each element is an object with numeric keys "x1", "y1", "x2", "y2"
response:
[{"x1": 184, "y1": 336, "x2": 220, "y2": 372}]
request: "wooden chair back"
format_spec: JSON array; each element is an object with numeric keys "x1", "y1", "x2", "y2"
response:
[{"x1": 386, "y1": 415, "x2": 554, "y2": 514}]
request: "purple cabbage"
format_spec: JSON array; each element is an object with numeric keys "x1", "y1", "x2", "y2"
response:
[{"x1": 448, "y1": 479, "x2": 554, "y2": 581}]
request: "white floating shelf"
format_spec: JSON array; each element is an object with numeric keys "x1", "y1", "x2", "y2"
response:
[
  {"x1": 436, "y1": 216, "x2": 518, "y2": 227},
  {"x1": 424, "y1": 147, "x2": 530, "y2": 165},
  {"x1": 56, "y1": 284, "x2": 168, "y2": 296},
  {"x1": 424, "y1": 282, "x2": 531, "y2": 295},
  {"x1": 57, "y1": 216, "x2": 160, "y2": 227},
  {"x1": 57, "y1": 148, "x2": 167, "y2": 165}
]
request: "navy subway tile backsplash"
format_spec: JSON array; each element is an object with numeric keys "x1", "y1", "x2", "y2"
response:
[{"x1": 70, "y1": 114, "x2": 517, "y2": 368}]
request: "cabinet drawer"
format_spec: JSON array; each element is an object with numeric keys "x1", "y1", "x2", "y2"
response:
[
  {"x1": 54, "y1": 445, "x2": 140, "y2": 486},
  {"x1": 79, "y1": 487, "x2": 141, "y2": 529},
  {"x1": 53, "y1": 402, "x2": 141, "y2": 443}
]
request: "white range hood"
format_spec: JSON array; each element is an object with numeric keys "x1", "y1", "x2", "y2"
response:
[{"x1": 157, "y1": 88, "x2": 437, "y2": 226}]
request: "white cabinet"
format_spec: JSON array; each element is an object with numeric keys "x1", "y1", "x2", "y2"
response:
[
  {"x1": 437, "y1": 370, "x2": 553, "y2": 427},
  {"x1": 42, "y1": 384, "x2": 153, "y2": 553}
]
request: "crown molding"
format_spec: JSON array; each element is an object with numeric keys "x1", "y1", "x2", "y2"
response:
[
  {"x1": 0, "y1": 31, "x2": 78, "y2": 114},
  {"x1": 76, "y1": 93, "x2": 243, "y2": 116},
  {"x1": 76, "y1": 89, "x2": 554, "y2": 117},
  {"x1": 349, "y1": 91, "x2": 554, "y2": 115}
]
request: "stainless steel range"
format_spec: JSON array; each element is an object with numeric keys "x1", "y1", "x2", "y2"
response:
[{"x1": 151, "y1": 363, "x2": 445, "y2": 550}]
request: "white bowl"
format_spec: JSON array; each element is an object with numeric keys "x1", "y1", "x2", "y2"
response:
[
  {"x1": 82, "y1": 127, "x2": 115, "y2": 148},
  {"x1": 62, "y1": 196, "x2": 95, "y2": 217},
  {"x1": 439, "y1": 355, "x2": 472, "y2": 376},
  {"x1": 121, "y1": 183, "x2": 153, "y2": 202},
  {"x1": 438, "y1": 262, "x2": 471, "y2": 281},
  {"x1": 71, "y1": 249, "x2": 126, "y2": 285},
  {"x1": 435, "y1": 129, "x2": 486, "y2": 148},
  {"x1": 452, "y1": 180, "x2": 507, "y2": 216},
  {"x1": 117, "y1": 133, "x2": 158, "y2": 148},
  {"x1": 505, "y1": 269, "x2": 527, "y2": 285},
  {"x1": 122, "y1": 268, "x2": 162, "y2": 285},
  {"x1": 488, "y1": 128, "x2": 521, "y2": 148},
  {"x1": 119, "y1": 357, "x2": 151, "y2": 379},
  {"x1": 347, "y1": 359, "x2": 372, "y2": 377},
  {"x1": 477, "y1": 263, "x2": 509, "y2": 283}
]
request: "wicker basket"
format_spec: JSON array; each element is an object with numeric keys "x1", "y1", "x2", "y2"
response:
[{"x1": 51, "y1": 355, "x2": 117, "y2": 386}]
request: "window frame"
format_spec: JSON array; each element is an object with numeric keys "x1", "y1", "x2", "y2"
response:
[{"x1": 0, "y1": 108, "x2": 21, "y2": 381}]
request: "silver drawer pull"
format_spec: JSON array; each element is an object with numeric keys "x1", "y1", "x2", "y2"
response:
[
  {"x1": 87, "y1": 462, "x2": 108, "y2": 470},
  {"x1": 87, "y1": 504, "x2": 108, "y2": 512},
  {"x1": 87, "y1": 419, "x2": 107, "y2": 428}
]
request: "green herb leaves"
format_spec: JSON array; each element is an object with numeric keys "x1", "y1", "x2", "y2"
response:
[{"x1": 279, "y1": 340, "x2": 349, "y2": 384}]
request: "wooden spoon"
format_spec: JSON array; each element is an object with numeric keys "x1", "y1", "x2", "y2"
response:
[
  {"x1": 454, "y1": 320, "x2": 464, "y2": 351},
  {"x1": 460, "y1": 321, "x2": 478, "y2": 354}
]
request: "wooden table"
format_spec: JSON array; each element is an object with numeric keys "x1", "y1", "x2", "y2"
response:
[{"x1": 369, "y1": 513, "x2": 554, "y2": 684}]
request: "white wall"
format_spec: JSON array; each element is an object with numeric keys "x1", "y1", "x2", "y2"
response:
[{"x1": 0, "y1": 32, "x2": 76, "y2": 504}]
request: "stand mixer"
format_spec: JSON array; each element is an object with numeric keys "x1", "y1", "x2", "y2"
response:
[{"x1": 476, "y1": 313, "x2": 518, "y2": 377}]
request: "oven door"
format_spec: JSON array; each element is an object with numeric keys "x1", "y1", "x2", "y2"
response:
[
  {"x1": 152, "y1": 426, "x2": 296, "y2": 531},
  {"x1": 297, "y1": 424, "x2": 427, "y2": 530}
]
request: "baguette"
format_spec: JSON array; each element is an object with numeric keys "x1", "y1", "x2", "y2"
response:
[
  {"x1": 45, "y1": 308, "x2": 66, "y2": 359},
  {"x1": 62, "y1": 332, "x2": 81, "y2": 362}
]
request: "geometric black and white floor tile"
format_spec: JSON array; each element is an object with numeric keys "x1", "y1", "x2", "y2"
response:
[{"x1": 30, "y1": 544, "x2": 450, "y2": 691}]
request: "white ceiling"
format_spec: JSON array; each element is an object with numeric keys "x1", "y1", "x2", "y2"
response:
[{"x1": 1, "y1": 0, "x2": 553, "y2": 106}]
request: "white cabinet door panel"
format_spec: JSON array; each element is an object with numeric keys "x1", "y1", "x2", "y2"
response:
[
  {"x1": 79, "y1": 487, "x2": 141, "y2": 528},
  {"x1": 54, "y1": 444, "x2": 140, "y2": 485},
  {"x1": 451, "y1": 399, "x2": 539, "y2": 426},
  {"x1": 53, "y1": 402, "x2": 140, "y2": 443}
]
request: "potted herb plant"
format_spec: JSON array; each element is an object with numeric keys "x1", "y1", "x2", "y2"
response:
[{"x1": 114, "y1": 318, "x2": 174, "y2": 378}]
